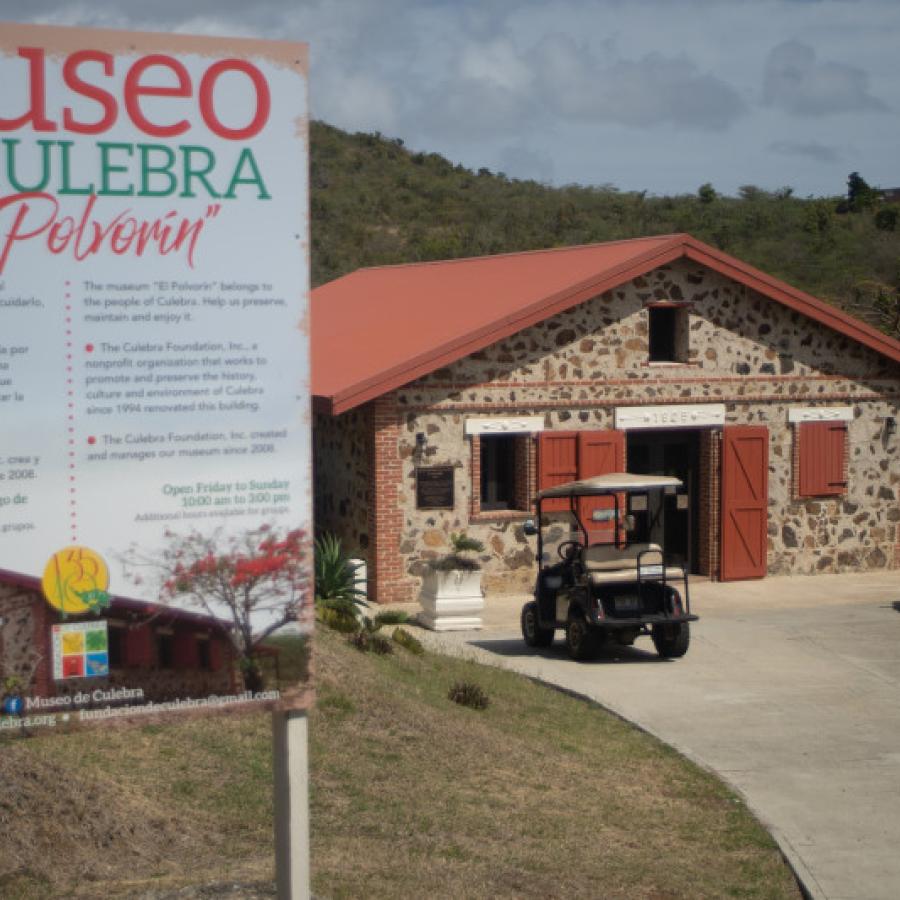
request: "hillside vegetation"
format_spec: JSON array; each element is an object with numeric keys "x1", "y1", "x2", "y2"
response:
[{"x1": 310, "y1": 121, "x2": 900, "y2": 338}]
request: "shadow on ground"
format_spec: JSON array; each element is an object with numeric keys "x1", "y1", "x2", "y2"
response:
[{"x1": 468, "y1": 638, "x2": 671, "y2": 665}]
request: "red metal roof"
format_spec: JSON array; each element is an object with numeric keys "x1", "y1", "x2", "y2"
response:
[
  {"x1": 312, "y1": 233, "x2": 900, "y2": 415},
  {"x1": 0, "y1": 567, "x2": 229, "y2": 632}
]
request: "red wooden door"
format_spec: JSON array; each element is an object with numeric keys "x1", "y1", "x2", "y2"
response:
[
  {"x1": 538, "y1": 430, "x2": 624, "y2": 541},
  {"x1": 721, "y1": 426, "x2": 769, "y2": 580},
  {"x1": 578, "y1": 431, "x2": 625, "y2": 543},
  {"x1": 538, "y1": 432, "x2": 578, "y2": 513}
]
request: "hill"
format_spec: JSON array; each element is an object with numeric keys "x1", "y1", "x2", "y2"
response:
[
  {"x1": 310, "y1": 121, "x2": 900, "y2": 339},
  {"x1": 0, "y1": 628, "x2": 799, "y2": 898}
]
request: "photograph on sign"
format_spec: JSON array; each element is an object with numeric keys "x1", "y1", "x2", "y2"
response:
[{"x1": 0, "y1": 23, "x2": 312, "y2": 735}]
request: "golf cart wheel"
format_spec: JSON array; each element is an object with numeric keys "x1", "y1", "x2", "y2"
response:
[
  {"x1": 521, "y1": 602, "x2": 554, "y2": 648},
  {"x1": 651, "y1": 622, "x2": 690, "y2": 659},
  {"x1": 565, "y1": 610, "x2": 599, "y2": 661}
]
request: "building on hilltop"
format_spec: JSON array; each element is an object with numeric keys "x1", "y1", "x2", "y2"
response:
[{"x1": 311, "y1": 234, "x2": 900, "y2": 603}]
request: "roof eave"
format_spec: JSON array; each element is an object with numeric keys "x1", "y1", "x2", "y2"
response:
[
  {"x1": 322, "y1": 236, "x2": 689, "y2": 415},
  {"x1": 315, "y1": 233, "x2": 900, "y2": 417}
]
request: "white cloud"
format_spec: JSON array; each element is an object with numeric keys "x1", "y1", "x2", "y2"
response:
[
  {"x1": 763, "y1": 40, "x2": 888, "y2": 115},
  {"x1": 459, "y1": 37, "x2": 532, "y2": 92},
  {"x1": 315, "y1": 72, "x2": 400, "y2": 135}
]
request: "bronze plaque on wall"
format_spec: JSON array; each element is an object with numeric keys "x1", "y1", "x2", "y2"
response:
[{"x1": 416, "y1": 466, "x2": 454, "y2": 509}]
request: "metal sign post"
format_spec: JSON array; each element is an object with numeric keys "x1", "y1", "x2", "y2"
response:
[{"x1": 273, "y1": 710, "x2": 311, "y2": 900}]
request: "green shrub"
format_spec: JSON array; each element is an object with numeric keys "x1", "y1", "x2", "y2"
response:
[
  {"x1": 448, "y1": 681, "x2": 489, "y2": 710},
  {"x1": 318, "y1": 605, "x2": 360, "y2": 633},
  {"x1": 431, "y1": 531, "x2": 486, "y2": 571},
  {"x1": 348, "y1": 631, "x2": 393, "y2": 655},
  {"x1": 392, "y1": 627, "x2": 425, "y2": 655},
  {"x1": 875, "y1": 207, "x2": 898, "y2": 232}
]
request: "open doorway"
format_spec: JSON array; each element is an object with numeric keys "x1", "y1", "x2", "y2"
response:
[{"x1": 627, "y1": 429, "x2": 701, "y2": 573}]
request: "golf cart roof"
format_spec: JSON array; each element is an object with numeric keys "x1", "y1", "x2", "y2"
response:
[{"x1": 536, "y1": 473, "x2": 683, "y2": 499}]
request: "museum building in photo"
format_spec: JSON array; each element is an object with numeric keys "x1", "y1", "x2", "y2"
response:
[
  {"x1": 0, "y1": 573, "x2": 237, "y2": 703},
  {"x1": 311, "y1": 234, "x2": 900, "y2": 603}
]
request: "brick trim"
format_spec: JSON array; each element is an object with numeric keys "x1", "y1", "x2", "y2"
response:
[
  {"x1": 396, "y1": 392, "x2": 893, "y2": 415},
  {"x1": 697, "y1": 429, "x2": 722, "y2": 579},
  {"x1": 367, "y1": 397, "x2": 416, "y2": 604},
  {"x1": 469, "y1": 432, "x2": 532, "y2": 520},
  {"x1": 410, "y1": 374, "x2": 898, "y2": 391}
]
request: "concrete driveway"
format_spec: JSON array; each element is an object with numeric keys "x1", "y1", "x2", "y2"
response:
[{"x1": 410, "y1": 573, "x2": 900, "y2": 900}]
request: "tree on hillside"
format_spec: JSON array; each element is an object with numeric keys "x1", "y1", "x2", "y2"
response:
[
  {"x1": 843, "y1": 171, "x2": 879, "y2": 212},
  {"x1": 697, "y1": 183, "x2": 718, "y2": 204}
]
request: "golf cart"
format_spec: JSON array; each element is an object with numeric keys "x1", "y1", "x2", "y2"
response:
[{"x1": 520, "y1": 473, "x2": 698, "y2": 661}]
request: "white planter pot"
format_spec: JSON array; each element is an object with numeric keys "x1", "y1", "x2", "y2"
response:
[{"x1": 419, "y1": 568, "x2": 484, "y2": 631}]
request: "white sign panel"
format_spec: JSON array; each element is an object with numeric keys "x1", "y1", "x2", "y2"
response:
[
  {"x1": 615, "y1": 404, "x2": 726, "y2": 430},
  {"x1": 0, "y1": 25, "x2": 311, "y2": 631},
  {"x1": 787, "y1": 407, "x2": 854, "y2": 424},
  {"x1": 465, "y1": 416, "x2": 544, "y2": 435}
]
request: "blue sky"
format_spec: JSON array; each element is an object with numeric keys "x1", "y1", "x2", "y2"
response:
[{"x1": 1, "y1": 0, "x2": 898, "y2": 196}]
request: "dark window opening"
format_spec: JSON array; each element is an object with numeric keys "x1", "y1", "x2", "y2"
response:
[
  {"x1": 480, "y1": 435, "x2": 517, "y2": 510},
  {"x1": 156, "y1": 632, "x2": 174, "y2": 669},
  {"x1": 108, "y1": 626, "x2": 125, "y2": 668},
  {"x1": 197, "y1": 637, "x2": 212, "y2": 671},
  {"x1": 648, "y1": 306, "x2": 685, "y2": 362}
]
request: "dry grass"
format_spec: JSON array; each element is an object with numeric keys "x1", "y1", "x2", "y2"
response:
[
  {"x1": 0, "y1": 628, "x2": 801, "y2": 898},
  {"x1": 311, "y1": 630, "x2": 800, "y2": 899}
]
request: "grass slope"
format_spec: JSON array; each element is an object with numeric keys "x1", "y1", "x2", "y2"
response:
[
  {"x1": 0, "y1": 628, "x2": 800, "y2": 898},
  {"x1": 310, "y1": 121, "x2": 900, "y2": 339}
]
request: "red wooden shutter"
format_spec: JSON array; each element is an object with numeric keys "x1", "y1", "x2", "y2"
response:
[
  {"x1": 125, "y1": 625, "x2": 154, "y2": 668},
  {"x1": 173, "y1": 631, "x2": 199, "y2": 669},
  {"x1": 721, "y1": 426, "x2": 769, "y2": 580},
  {"x1": 538, "y1": 432, "x2": 578, "y2": 512},
  {"x1": 577, "y1": 431, "x2": 625, "y2": 543},
  {"x1": 799, "y1": 422, "x2": 847, "y2": 497}
]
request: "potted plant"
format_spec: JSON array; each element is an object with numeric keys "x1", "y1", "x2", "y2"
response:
[{"x1": 419, "y1": 532, "x2": 486, "y2": 631}]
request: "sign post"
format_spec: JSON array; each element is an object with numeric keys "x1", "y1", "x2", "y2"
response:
[{"x1": 273, "y1": 710, "x2": 311, "y2": 899}]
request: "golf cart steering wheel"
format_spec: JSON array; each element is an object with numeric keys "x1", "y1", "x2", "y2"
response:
[{"x1": 557, "y1": 540, "x2": 582, "y2": 562}]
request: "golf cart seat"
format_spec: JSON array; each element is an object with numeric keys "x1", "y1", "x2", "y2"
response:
[{"x1": 581, "y1": 543, "x2": 684, "y2": 585}]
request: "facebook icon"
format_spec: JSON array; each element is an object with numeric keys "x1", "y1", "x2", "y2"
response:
[{"x1": 2, "y1": 696, "x2": 23, "y2": 716}]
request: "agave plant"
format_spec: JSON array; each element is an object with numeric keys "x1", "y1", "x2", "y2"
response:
[{"x1": 314, "y1": 533, "x2": 367, "y2": 628}]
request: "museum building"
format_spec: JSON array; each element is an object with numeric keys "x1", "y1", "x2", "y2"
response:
[
  {"x1": 0, "y1": 572, "x2": 237, "y2": 703},
  {"x1": 312, "y1": 234, "x2": 900, "y2": 603}
]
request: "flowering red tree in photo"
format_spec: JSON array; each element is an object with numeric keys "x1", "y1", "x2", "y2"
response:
[{"x1": 126, "y1": 525, "x2": 310, "y2": 692}]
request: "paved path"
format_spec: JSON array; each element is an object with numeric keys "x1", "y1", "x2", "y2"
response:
[{"x1": 404, "y1": 573, "x2": 900, "y2": 900}]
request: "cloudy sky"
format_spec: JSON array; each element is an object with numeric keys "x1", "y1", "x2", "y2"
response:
[{"x1": 2, "y1": 0, "x2": 898, "y2": 196}]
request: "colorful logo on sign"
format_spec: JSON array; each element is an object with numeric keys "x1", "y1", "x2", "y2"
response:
[
  {"x1": 41, "y1": 547, "x2": 111, "y2": 615},
  {"x1": 52, "y1": 621, "x2": 110, "y2": 680}
]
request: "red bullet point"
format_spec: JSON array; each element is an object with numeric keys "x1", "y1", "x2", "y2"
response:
[
  {"x1": 85, "y1": 343, "x2": 94, "y2": 353},
  {"x1": 87, "y1": 436, "x2": 96, "y2": 445}
]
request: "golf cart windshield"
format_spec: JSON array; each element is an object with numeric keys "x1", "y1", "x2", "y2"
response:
[{"x1": 531, "y1": 473, "x2": 685, "y2": 563}]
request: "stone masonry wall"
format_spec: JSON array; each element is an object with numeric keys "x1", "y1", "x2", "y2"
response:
[
  {"x1": 327, "y1": 259, "x2": 900, "y2": 601},
  {"x1": 0, "y1": 584, "x2": 44, "y2": 689},
  {"x1": 313, "y1": 406, "x2": 371, "y2": 555}
]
